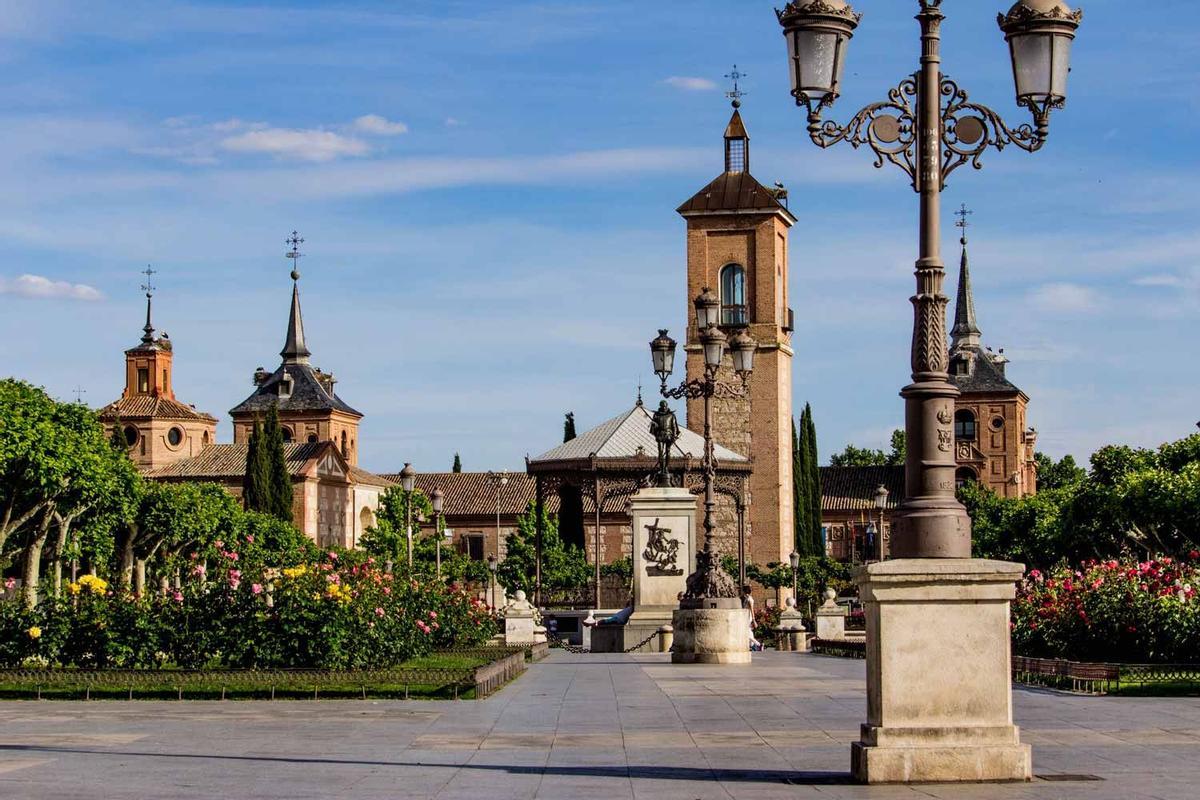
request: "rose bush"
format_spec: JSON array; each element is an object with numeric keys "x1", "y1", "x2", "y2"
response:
[
  {"x1": 1012, "y1": 554, "x2": 1200, "y2": 663},
  {"x1": 0, "y1": 547, "x2": 497, "y2": 669}
]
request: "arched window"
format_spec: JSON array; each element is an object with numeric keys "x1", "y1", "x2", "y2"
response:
[
  {"x1": 360, "y1": 506, "x2": 375, "y2": 532},
  {"x1": 281, "y1": 426, "x2": 294, "y2": 443},
  {"x1": 719, "y1": 264, "x2": 747, "y2": 326},
  {"x1": 340, "y1": 430, "x2": 348, "y2": 457},
  {"x1": 954, "y1": 410, "x2": 977, "y2": 441},
  {"x1": 955, "y1": 467, "x2": 978, "y2": 489}
]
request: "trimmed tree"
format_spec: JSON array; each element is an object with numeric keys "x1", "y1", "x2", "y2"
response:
[
  {"x1": 261, "y1": 405, "x2": 293, "y2": 523},
  {"x1": 563, "y1": 412, "x2": 577, "y2": 442},
  {"x1": 804, "y1": 403, "x2": 822, "y2": 555},
  {"x1": 242, "y1": 418, "x2": 269, "y2": 513},
  {"x1": 452, "y1": 452, "x2": 462, "y2": 473}
]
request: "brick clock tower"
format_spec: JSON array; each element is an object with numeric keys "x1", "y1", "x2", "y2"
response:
[{"x1": 677, "y1": 101, "x2": 797, "y2": 570}]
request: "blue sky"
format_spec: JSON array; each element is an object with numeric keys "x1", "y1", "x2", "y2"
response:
[{"x1": 0, "y1": 0, "x2": 1196, "y2": 474}]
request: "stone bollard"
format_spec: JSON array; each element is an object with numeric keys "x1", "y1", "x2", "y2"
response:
[
  {"x1": 658, "y1": 624, "x2": 674, "y2": 653},
  {"x1": 815, "y1": 587, "x2": 846, "y2": 641},
  {"x1": 775, "y1": 597, "x2": 809, "y2": 652}
]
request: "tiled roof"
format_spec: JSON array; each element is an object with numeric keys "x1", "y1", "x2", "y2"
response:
[
  {"x1": 376, "y1": 472, "x2": 556, "y2": 517},
  {"x1": 819, "y1": 466, "x2": 904, "y2": 513},
  {"x1": 349, "y1": 465, "x2": 395, "y2": 488},
  {"x1": 530, "y1": 403, "x2": 747, "y2": 465},
  {"x1": 949, "y1": 346, "x2": 1021, "y2": 395},
  {"x1": 147, "y1": 442, "x2": 326, "y2": 480},
  {"x1": 676, "y1": 172, "x2": 795, "y2": 219},
  {"x1": 229, "y1": 363, "x2": 361, "y2": 418},
  {"x1": 99, "y1": 395, "x2": 217, "y2": 422}
]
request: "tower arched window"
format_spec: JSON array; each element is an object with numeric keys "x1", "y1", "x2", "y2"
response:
[
  {"x1": 954, "y1": 410, "x2": 977, "y2": 441},
  {"x1": 719, "y1": 264, "x2": 747, "y2": 327},
  {"x1": 340, "y1": 430, "x2": 348, "y2": 457},
  {"x1": 955, "y1": 467, "x2": 978, "y2": 489}
]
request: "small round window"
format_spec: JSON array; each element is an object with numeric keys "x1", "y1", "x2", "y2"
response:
[
  {"x1": 307, "y1": 433, "x2": 319, "y2": 443},
  {"x1": 122, "y1": 426, "x2": 139, "y2": 447},
  {"x1": 167, "y1": 427, "x2": 184, "y2": 446},
  {"x1": 990, "y1": 416, "x2": 1005, "y2": 431}
]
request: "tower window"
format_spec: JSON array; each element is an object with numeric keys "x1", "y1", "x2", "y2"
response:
[
  {"x1": 281, "y1": 426, "x2": 294, "y2": 443},
  {"x1": 123, "y1": 426, "x2": 139, "y2": 448},
  {"x1": 167, "y1": 427, "x2": 183, "y2": 447},
  {"x1": 954, "y1": 410, "x2": 977, "y2": 441},
  {"x1": 307, "y1": 433, "x2": 319, "y2": 444},
  {"x1": 137, "y1": 368, "x2": 149, "y2": 393},
  {"x1": 726, "y1": 138, "x2": 746, "y2": 172},
  {"x1": 719, "y1": 264, "x2": 747, "y2": 327}
]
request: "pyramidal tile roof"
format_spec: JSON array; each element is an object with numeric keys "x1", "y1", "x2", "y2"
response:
[
  {"x1": 99, "y1": 395, "x2": 217, "y2": 422},
  {"x1": 530, "y1": 403, "x2": 747, "y2": 464}
]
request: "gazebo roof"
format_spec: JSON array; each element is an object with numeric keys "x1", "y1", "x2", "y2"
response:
[{"x1": 529, "y1": 402, "x2": 748, "y2": 466}]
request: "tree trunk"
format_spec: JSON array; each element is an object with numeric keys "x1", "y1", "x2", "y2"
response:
[
  {"x1": 49, "y1": 511, "x2": 75, "y2": 598},
  {"x1": 21, "y1": 511, "x2": 53, "y2": 609},
  {"x1": 134, "y1": 560, "x2": 147, "y2": 595},
  {"x1": 118, "y1": 523, "x2": 138, "y2": 591}
]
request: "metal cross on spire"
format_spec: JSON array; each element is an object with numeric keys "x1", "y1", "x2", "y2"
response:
[
  {"x1": 140, "y1": 265, "x2": 156, "y2": 298},
  {"x1": 286, "y1": 230, "x2": 304, "y2": 280},
  {"x1": 725, "y1": 64, "x2": 747, "y2": 108},
  {"x1": 955, "y1": 203, "x2": 973, "y2": 245},
  {"x1": 72, "y1": 385, "x2": 87, "y2": 404}
]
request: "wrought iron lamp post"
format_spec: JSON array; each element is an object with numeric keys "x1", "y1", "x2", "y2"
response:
[
  {"x1": 486, "y1": 469, "x2": 508, "y2": 590},
  {"x1": 430, "y1": 487, "x2": 445, "y2": 579},
  {"x1": 776, "y1": 0, "x2": 1081, "y2": 558},
  {"x1": 873, "y1": 484, "x2": 889, "y2": 560},
  {"x1": 486, "y1": 553, "x2": 498, "y2": 610},
  {"x1": 789, "y1": 550, "x2": 800, "y2": 603},
  {"x1": 399, "y1": 463, "x2": 417, "y2": 569},
  {"x1": 649, "y1": 288, "x2": 757, "y2": 600}
]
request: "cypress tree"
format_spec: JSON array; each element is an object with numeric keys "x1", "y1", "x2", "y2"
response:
[
  {"x1": 804, "y1": 403, "x2": 822, "y2": 555},
  {"x1": 109, "y1": 415, "x2": 128, "y2": 451},
  {"x1": 794, "y1": 415, "x2": 812, "y2": 555},
  {"x1": 563, "y1": 412, "x2": 576, "y2": 442},
  {"x1": 243, "y1": 419, "x2": 265, "y2": 511},
  {"x1": 262, "y1": 404, "x2": 293, "y2": 522},
  {"x1": 452, "y1": 452, "x2": 462, "y2": 473}
]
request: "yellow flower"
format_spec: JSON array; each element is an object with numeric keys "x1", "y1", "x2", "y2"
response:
[
  {"x1": 282, "y1": 565, "x2": 308, "y2": 579},
  {"x1": 66, "y1": 582, "x2": 81, "y2": 596},
  {"x1": 78, "y1": 575, "x2": 108, "y2": 595},
  {"x1": 26, "y1": 626, "x2": 41, "y2": 640}
]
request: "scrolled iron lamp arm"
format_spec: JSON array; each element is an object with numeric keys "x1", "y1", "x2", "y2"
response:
[{"x1": 801, "y1": 74, "x2": 1052, "y2": 193}]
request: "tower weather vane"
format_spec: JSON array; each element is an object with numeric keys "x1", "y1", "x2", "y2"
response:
[
  {"x1": 140, "y1": 265, "x2": 156, "y2": 298},
  {"x1": 955, "y1": 203, "x2": 973, "y2": 244},
  {"x1": 725, "y1": 64, "x2": 747, "y2": 108},
  {"x1": 286, "y1": 230, "x2": 304, "y2": 280}
]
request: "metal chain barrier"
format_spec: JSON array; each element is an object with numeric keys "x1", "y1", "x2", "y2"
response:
[{"x1": 545, "y1": 628, "x2": 662, "y2": 655}]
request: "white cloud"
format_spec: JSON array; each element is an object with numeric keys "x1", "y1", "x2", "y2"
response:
[
  {"x1": 444, "y1": 117, "x2": 463, "y2": 128},
  {"x1": 1133, "y1": 273, "x2": 1188, "y2": 288},
  {"x1": 1028, "y1": 282, "x2": 1103, "y2": 314},
  {"x1": 663, "y1": 76, "x2": 716, "y2": 91},
  {"x1": 0, "y1": 274, "x2": 102, "y2": 300},
  {"x1": 351, "y1": 114, "x2": 408, "y2": 136},
  {"x1": 219, "y1": 127, "x2": 370, "y2": 162}
]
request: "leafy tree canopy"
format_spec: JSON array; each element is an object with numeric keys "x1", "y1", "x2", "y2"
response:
[{"x1": 829, "y1": 430, "x2": 905, "y2": 467}]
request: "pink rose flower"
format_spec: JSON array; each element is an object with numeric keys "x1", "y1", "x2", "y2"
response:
[
  {"x1": 251, "y1": 583, "x2": 263, "y2": 595},
  {"x1": 374, "y1": 607, "x2": 385, "y2": 617},
  {"x1": 214, "y1": 540, "x2": 224, "y2": 549},
  {"x1": 172, "y1": 591, "x2": 183, "y2": 603},
  {"x1": 246, "y1": 535, "x2": 255, "y2": 544}
]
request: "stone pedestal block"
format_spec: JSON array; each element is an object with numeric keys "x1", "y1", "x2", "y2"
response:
[
  {"x1": 815, "y1": 588, "x2": 845, "y2": 640},
  {"x1": 775, "y1": 597, "x2": 809, "y2": 652},
  {"x1": 851, "y1": 559, "x2": 1031, "y2": 784},
  {"x1": 501, "y1": 590, "x2": 543, "y2": 646},
  {"x1": 670, "y1": 604, "x2": 751, "y2": 664},
  {"x1": 630, "y1": 487, "x2": 696, "y2": 619}
]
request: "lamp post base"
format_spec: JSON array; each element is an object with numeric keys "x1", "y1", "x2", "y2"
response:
[
  {"x1": 851, "y1": 559, "x2": 1031, "y2": 784},
  {"x1": 891, "y1": 380, "x2": 971, "y2": 559},
  {"x1": 670, "y1": 601, "x2": 751, "y2": 665}
]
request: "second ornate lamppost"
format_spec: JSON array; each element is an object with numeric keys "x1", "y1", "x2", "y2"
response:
[
  {"x1": 399, "y1": 462, "x2": 417, "y2": 569},
  {"x1": 776, "y1": 0, "x2": 1081, "y2": 557},
  {"x1": 649, "y1": 288, "x2": 756, "y2": 604},
  {"x1": 430, "y1": 487, "x2": 445, "y2": 579}
]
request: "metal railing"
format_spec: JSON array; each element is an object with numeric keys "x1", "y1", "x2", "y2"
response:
[{"x1": 1012, "y1": 655, "x2": 1200, "y2": 695}]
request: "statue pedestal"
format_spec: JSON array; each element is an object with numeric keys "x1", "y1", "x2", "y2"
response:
[
  {"x1": 815, "y1": 588, "x2": 846, "y2": 640},
  {"x1": 501, "y1": 590, "x2": 544, "y2": 647},
  {"x1": 775, "y1": 597, "x2": 808, "y2": 652},
  {"x1": 851, "y1": 559, "x2": 1031, "y2": 784},
  {"x1": 628, "y1": 486, "x2": 696, "y2": 633}
]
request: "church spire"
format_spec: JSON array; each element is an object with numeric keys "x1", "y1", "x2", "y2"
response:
[
  {"x1": 140, "y1": 265, "x2": 157, "y2": 344},
  {"x1": 950, "y1": 204, "x2": 981, "y2": 352},
  {"x1": 281, "y1": 230, "x2": 311, "y2": 365},
  {"x1": 724, "y1": 65, "x2": 749, "y2": 173}
]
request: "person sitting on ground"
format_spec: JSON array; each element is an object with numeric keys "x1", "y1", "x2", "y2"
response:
[{"x1": 583, "y1": 603, "x2": 634, "y2": 627}]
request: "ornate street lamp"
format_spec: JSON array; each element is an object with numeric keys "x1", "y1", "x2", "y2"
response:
[
  {"x1": 789, "y1": 550, "x2": 801, "y2": 605},
  {"x1": 430, "y1": 487, "x2": 445, "y2": 579},
  {"x1": 776, "y1": 0, "x2": 1081, "y2": 558},
  {"x1": 486, "y1": 553, "x2": 499, "y2": 610},
  {"x1": 649, "y1": 291, "x2": 756, "y2": 606},
  {"x1": 873, "y1": 483, "x2": 889, "y2": 561},
  {"x1": 399, "y1": 462, "x2": 416, "y2": 569},
  {"x1": 486, "y1": 470, "x2": 509, "y2": 596}
]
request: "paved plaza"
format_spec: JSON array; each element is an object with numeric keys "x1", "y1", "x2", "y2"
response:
[{"x1": 0, "y1": 651, "x2": 1198, "y2": 799}]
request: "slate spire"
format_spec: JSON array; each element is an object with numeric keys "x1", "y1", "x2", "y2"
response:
[
  {"x1": 281, "y1": 231, "x2": 311, "y2": 365},
  {"x1": 140, "y1": 265, "x2": 156, "y2": 344},
  {"x1": 950, "y1": 205, "x2": 981, "y2": 352}
]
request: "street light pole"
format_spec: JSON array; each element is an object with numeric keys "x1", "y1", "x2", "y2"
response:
[
  {"x1": 431, "y1": 487, "x2": 445, "y2": 580},
  {"x1": 650, "y1": 289, "x2": 757, "y2": 605},
  {"x1": 776, "y1": 0, "x2": 1082, "y2": 558},
  {"x1": 486, "y1": 470, "x2": 508, "y2": 593},
  {"x1": 399, "y1": 463, "x2": 416, "y2": 570}
]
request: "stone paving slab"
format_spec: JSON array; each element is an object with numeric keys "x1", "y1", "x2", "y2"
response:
[{"x1": 0, "y1": 650, "x2": 1197, "y2": 799}]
